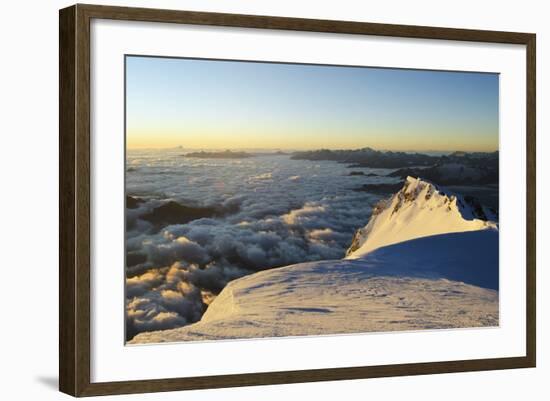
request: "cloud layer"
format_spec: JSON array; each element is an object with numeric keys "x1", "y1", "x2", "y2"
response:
[{"x1": 125, "y1": 150, "x2": 392, "y2": 339}]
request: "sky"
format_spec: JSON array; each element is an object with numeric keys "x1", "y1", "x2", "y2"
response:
[{"x1": 126, "y1": 56, "x2": 499, "y2": 152}]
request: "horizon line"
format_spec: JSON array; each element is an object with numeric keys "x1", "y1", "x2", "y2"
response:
[{"x1": 126, "y1": 146, "x2": 499, "y2": 153}]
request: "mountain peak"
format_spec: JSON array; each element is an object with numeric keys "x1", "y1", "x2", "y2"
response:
[
  {"x1": 346, "y1": 177, "x2": 498, "y2": 258},
  {"x1": 399, "y1": 176, "x2": 497, "y2": 221}
]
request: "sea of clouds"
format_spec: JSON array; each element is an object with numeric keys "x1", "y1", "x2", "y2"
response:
[{"x1": 125, "y1": 149, "x2": 397, "y2": 340}]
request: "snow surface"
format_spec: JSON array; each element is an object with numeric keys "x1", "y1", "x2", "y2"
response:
[
  {"x1": 130, "y1": 178, "x2": 499, "y2": 344},
  {"x1": 130, "y1": 229, "x2": 498, "y2": 343}
]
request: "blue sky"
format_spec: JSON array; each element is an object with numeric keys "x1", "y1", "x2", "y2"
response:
[{"x1": 126, "y1": 56, "x2": 499, "y2": 151}]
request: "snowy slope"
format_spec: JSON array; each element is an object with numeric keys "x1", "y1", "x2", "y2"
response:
[
  {"x1": 346, "y1": 176, "x2": 498, "y2": 258},
  {"x1": 130, "y1": 229, "x2": 498, "y2": 343},
  {"x1": 129, "y1": 177, "x2": 499, "y2": 344}
]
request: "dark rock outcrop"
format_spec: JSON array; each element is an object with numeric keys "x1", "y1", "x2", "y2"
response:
[{"x1": 141, "y1": 201, "x2": 218, "y2": 226}]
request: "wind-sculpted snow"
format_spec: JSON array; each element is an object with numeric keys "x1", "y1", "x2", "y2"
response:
[{"x1": 130, "y1": 229, "x2": 498, "y2": 343}]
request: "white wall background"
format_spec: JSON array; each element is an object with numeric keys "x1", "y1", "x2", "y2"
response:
[{"x1": 0, "y1": 0, "x2": 546, "y2": 400}]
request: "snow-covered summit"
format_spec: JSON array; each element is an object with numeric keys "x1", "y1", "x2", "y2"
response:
[{"x1": 346, "y1": 176, "x2": 498, "y2": 258}]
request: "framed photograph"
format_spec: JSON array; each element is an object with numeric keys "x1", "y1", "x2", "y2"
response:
[{"x1": 59, "y1": 4, "x2": 536, "y2": 397}]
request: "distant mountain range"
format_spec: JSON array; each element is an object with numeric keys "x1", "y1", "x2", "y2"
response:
[
  {"x1": 180, "y1": 148, "x2": 498, "y2": 186},
  {"x1": 291, "y1": 147, "x2": 437, "y2": 168},
  {"x1": 291, "y1": 147, "x2": 498, "y2": 181}
]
